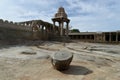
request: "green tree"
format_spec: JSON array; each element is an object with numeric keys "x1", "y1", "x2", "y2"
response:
[{"x1": 70, "y1": 29, "x2": 80, "y2": 33}]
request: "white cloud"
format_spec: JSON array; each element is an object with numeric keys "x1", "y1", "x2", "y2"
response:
[
  {"x1": 65, "y1": 0, "x2": 120, "y2": 31},
  {"x1": 0, "y1": 0, "x2": 120, "y2": 31}
]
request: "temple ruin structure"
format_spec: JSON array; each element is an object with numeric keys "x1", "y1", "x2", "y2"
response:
[{"x1": 52, "y1": 7, "x2": 70, "y2": 37}]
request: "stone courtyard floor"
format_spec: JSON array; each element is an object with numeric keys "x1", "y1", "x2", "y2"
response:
[{"x1": 0, "y1": 41, "x2": 120, "y2": 80}]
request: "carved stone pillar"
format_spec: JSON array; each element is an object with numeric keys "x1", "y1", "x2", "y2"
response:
[
  {"x1": 94, "y1": 34, "x2": 96, "y2": 42},
  {"x1": 59, "y1": 22, "x2": 61, "y2": 35},
  {"x1": 102, "y1": 33, "x2": 105, "y2": 42},
  {"x1": 41, "y1": 26, "x2": 44, "y2": 33},
  {"x1": 60, "y1": 22, "x2": 64, "y2": 36},
  {"x1": 66, "y1": 22, "x2": 69, "y2": 37},
  {"x1": 53, "y1": 21, "x2": 55, "y2": 33},
  {"x1": 41, "y1": 26, "x2": 44, "y2": 39},
  {"x1": 45, "y1": 27, "x2": 48, "y2": 40},
  {"x1": 109, "y1": 32, "x2": 111, "y2": 42},
  {"x1": 116, "y1": 32, "x2": 118, "y2": 42}
]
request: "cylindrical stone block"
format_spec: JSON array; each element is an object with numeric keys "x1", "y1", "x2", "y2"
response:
[{"x1": 51, "y1": 50, "x2": 73, "y2": 71}]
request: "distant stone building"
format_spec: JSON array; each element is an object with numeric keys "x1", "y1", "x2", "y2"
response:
[{"x1": 68, "y1": 31, "x2": 120, "y2": 43}]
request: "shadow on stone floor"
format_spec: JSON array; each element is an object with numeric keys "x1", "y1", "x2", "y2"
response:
[{"x1": 61, "y1": 65, "x2": 93, "y2": 75}]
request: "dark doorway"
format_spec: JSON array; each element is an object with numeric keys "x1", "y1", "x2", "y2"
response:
[
  {"x1": 105, "y1": 34, "x2": 109, "y2": 41},
  {"x1": 111, "y1": 33, "x2": 116, "y2": 41},
  {"x1": 91, "y1": 35, "x2": 94, "y2": 40},
  {"x1": 118, "y1": 33, "x2": 120, "y2": 41}
]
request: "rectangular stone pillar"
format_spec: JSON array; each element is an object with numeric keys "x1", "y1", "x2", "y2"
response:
[
  {"x1": 109, "y1": 32, "x2": 111, "y2": 42},
  {"x1": 60, "y1": 22, "x2": 63, "y2": 36},
  {"x1": 53, "y1": 21, "x2": 55, "y2": 34},
  {"x1": 41, "y1": 26, "x2": 44, "y2": 39},
  {"x1": 116, "y1": 32, "x2": 118, "y2": 42},
  {"x1": 66, "y1": 23, "x2": 69, "y2": 37},
  {"x1": 94, "y1": 34, "x2": 96, "y2": 42},
  {"x1": 59, "y1": 22, "x2": 61, "y2": 35},
  {"x1": 102, "y1": 33, "x2": 105, "y2": 42}
]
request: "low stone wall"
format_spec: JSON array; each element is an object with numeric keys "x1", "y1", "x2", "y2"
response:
[
  {"x1": 0, "y1": 27, "x2": 33, "y2": 40},
  {"x1": 0, "y1": 19, "x2": 36, "y2": 41},
  {"x1": 0, "y1": 19, "x2": 32, "y2": 31}
]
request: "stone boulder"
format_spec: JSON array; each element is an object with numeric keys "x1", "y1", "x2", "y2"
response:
[{"x1": 51, "y1": 50, "x2": 73, "y2": 71}]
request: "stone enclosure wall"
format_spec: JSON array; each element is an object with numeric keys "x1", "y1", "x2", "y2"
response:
[{"x1": 0, "y1": 20, "x2": 40, "y2": 41}]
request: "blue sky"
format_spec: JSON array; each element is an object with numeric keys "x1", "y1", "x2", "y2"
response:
[{"x1": 0, "y1": 0, "x2": 120, "y2": 32}]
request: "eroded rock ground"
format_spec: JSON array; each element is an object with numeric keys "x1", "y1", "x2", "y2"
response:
[{"x1": 0, "y1": 41, "x2": 120, "y2": 80}]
